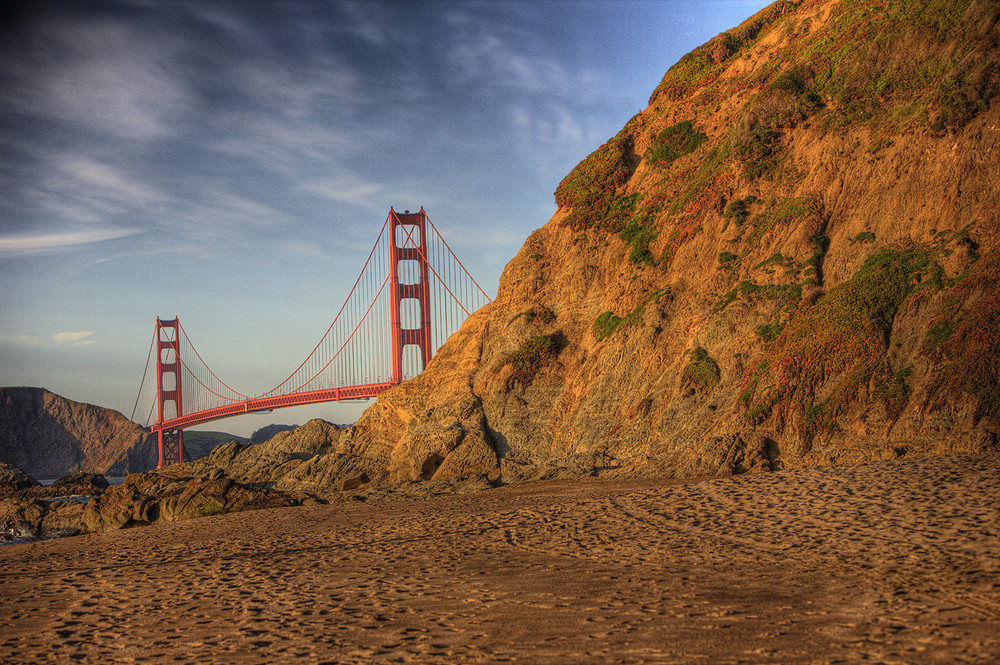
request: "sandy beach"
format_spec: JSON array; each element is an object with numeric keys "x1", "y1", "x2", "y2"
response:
[{"x1": 2, "y1": 453, "x2": 998, "y2": 664}]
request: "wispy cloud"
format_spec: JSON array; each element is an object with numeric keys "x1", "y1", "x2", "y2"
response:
[
  {"x1": 0, "y1": 331, "x2": 97, "y2": 347},
  {"x1": 1, "y1": 14, "x2": 194, "y2": 140},
  {"x1": 280, "y1": 240, "x2": 326, "y2": 259},
  {"x1": 300, "y1": 173, "x2": 385, "y2": 207},
  {"x1": 0, "y1": 334, "x2": 42, "y2": 347},
  {"x1": 57, "y1": 156, "x2": 166, "y2": 204},
  {"x1": 0, "y1": 228, "x2": 142, "y2": 258}
]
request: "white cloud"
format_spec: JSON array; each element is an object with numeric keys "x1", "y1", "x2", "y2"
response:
[
  {"x1": 52, "y1": 331, "x2": 94, "y2": 345},
  {"x1": 0, "y1": 331, "x2": 97, "y2": 348},
  {"x1": 280, "y1": 241, "x2": 326, "y2": 258},
  {"x1": 0, "y1": 228, "x2": 142, "y2": 258}
]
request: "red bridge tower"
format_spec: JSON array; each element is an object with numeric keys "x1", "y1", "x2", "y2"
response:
[
  {"x1": 389, "y1": 208, "x2": 432, "y2": 382},
  {"x1": 155, "y1": 317, "x2": 184, "y2": 467}
]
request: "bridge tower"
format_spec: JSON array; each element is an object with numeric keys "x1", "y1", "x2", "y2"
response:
[
  {"x1": 155, "y1": 317, "x2": 184, "y2": 468},
  {"x1": 389, "y1": 207, "x2": 432, "y2": 383}
]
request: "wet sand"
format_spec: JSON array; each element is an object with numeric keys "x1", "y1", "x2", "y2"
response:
[{"x1": 2, "y1": 453, "x2": 999, "y2": 664}]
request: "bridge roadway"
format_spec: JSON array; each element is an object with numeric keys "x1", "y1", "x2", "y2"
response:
[{"x1": 152, "y1": 381, "x2": 398, "y2": 432}]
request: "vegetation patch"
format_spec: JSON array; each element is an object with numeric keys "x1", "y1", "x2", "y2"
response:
[
  {"x1": 754, "y1": 252, "x2": 795, "y2": 274},
  {"x1": 738, "y1": 246, "x2": 938, "y2": 442},
  {"x1": 718, "y1": 251, "x2": 739, "y2": 266},
  {"x1": 555, "y1": 123, "x2": 638, "y2": 230},
  {"x1": 646, "y1": 120, "x2": 708, "y2": 165},
  {"x1": 756, "y1": 321, "x2": 783, "y2": 343},
  {"x1": 593, "y1": 287, "x2": 672, "y2": 342},
  {"x1": 505, "y1": 334, "x2": 561, "y2": 390},
  {"x1": 724, "y1": 196, "x2": 759, "y2": 226},
  {"x1": 683, "y1": 347, "x2": 721, "y2": 393},
  {"x1": 850, "y1": 231, "x2": 876, "y2": 244},
  {"x1": 923, "y1": 248, "x2": 1000, "y2": 417},
  {"x1": 620, "y1": 215, "x2": 658, "y2": 265},
  {"x1": 875, "y1": 365, "x2": 914, "y2": 421},
  {"x1": 197, "y1": 501, "x2": 226, "y2": 517},
  {"x1": 745, "y1": 197, "x2": 822, "y2": 248},
  {"x1": 733, "y1": 122, "x2": 783, "y2": 179},
  {"x1": 650, "y1": 1, "x2": 797, "y2": 102}
]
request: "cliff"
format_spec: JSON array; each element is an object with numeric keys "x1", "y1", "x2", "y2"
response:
[
  {"x1": 0, "y1": 387, "x2": 156, "y2": 478},
  {"x1": 325, "y1": 0, "x2": 999, "y2": 484}
]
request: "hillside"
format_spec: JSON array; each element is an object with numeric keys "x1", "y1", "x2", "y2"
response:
[
  {"x1": 0, "y1": 387, "x2": 156, "y2": 478},
  {"x1": 319, "y1": 0, "x2": 999, "y2": 484}
]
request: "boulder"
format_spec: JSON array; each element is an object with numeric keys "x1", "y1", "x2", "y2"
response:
[
  {"x1": 51, "y1": 472, "x2": 109, "y2": 495},
  {"x1": 0, "y1": 461, "x2": 39, "y2": 496}
]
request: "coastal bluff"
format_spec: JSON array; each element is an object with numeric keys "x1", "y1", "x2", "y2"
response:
[{"x1": 325, "y1": 0, "x2": 1000, "y2": 482}]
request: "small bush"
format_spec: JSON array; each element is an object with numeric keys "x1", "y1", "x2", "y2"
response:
[
  {"x1": 594, "y1": 311, "x2": 625, "y2": 342},
  {"x1": 647, "y1": 119, "x2": 708, "y2": 165},
  {"x1": 506, "y1": 334, "x2": 560, "y2": 389},
  {"x1": 621, "y1": 216, "x2": 658, "y2": 265},
  {"x1": 756, "y1": 321, "x2": 783, "y2": 342},
  {"x1": 733, "y1": 122, "x2": 781, "y2": 179},
  {"x1": 850, "y1": 231, "x2": 876, "y2": 244},
  {"x1": 554, "y1": 126, "x2": 637, "y2": 230},
  {"x1": 683, "y1": 347, "x2": 721, "y2": 393},
  {"x1": 197, "y1": 502, "x2": 226, "y2": 517}
]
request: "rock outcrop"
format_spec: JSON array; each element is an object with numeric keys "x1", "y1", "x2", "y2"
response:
[
  {"x1": 0, "y1": 463, "x2": 311, "y2": 540},
  {"x1": 0, "y1": 387, "x2": 157, "y2": 478},
  {"x1": 325, "y1": 0, "x2": 1000, "y2": 482}
]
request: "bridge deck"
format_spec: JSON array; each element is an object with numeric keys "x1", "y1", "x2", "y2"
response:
[{"x1": 153, "y1": 381, "x2": 399, "y2": 431}]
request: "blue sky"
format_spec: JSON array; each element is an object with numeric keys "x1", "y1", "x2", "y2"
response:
[{"x1": 0, "y1": 0, "x2": 771, "y2": 436}]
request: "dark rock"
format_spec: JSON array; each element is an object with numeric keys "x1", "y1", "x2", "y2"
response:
[
  {"x1": 0, "y1": 461, "x2": 39, "y2": 496},
  {"x1": 52, "y1": 473, "x2": 109, "y2": 494}
]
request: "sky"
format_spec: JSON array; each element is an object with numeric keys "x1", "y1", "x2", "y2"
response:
[{"x1": 0, "y1": 0, "x2": 772, "y2": 437}]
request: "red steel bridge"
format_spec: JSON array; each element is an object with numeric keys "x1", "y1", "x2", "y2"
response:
[{"x1": 132, "y1": 208, "x2": 491, "y2": 468}]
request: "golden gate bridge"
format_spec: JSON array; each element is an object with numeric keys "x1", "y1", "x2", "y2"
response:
[{"x1": 131, "y1": 208, "x2": 491, "y2": 468}]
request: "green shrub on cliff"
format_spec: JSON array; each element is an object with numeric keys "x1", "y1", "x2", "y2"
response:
[
  {"x1": 647, "y1": 120, "x2": 708, "y2": 165},
  {"x1": 923, "y1": 249, "x2": 1000, "y2": 417},
  {"x1": 683, "y1": 348, "x2": 721, "y2": 393},
  {"x1": 506, "y1": 334, "x2": 560, "y2": 390}
]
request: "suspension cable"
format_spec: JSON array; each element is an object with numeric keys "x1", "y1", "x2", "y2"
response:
[
  {"x1": 396, "y1": 221, "x2": 473, "y2": 316},
  {"x1": 289, "y1": 271, "x2": 392, "y2": 393},
  {"x1": 130, "y1": 328, "x2": 156, "y2": 422},
  {"x1": 261, "y1": 214, "x2": 391, "y2": 398},
  {"x1": 178, "y1": 322, "x2": 248, "y2": 400},
  {"x1": 424, "y1": 213, "x2": 493, "y2": 302}
]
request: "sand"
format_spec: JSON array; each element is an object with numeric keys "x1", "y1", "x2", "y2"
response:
[{"x1": 1, "y1": 453, "x2": 998, "y2": 664}]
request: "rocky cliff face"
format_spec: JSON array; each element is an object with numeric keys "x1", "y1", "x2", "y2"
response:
[
  {"x1": 0, "y1": 388, "x2": 156, "y2": 478},
  {"x1": 321, "y1": 0, "x2": 999, "y2": 484}
]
